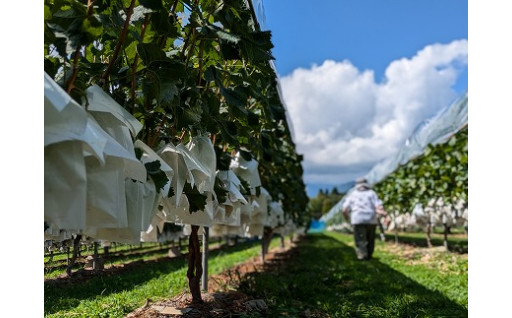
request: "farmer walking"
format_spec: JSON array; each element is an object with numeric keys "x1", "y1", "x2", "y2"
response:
[{"x1": 342, "y1": 178, "x2": 387, "y2": 260}]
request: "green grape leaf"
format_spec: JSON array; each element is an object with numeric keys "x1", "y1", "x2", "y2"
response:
[
  {"x1": 214, "y1": 176, "x2": 229, "y2": 204},
  {"x1": 145, "y1": 160, "x2": 169, "y2": 191},
  {"x1": 182, "y1": 183, "x2": 207, "y2": 213},
  {"x1": 137, "y1": 43, "x2": 169, "y2": 65},
  {"x1": 139, "y1": 0, "x2": 163, "y2": 10}
]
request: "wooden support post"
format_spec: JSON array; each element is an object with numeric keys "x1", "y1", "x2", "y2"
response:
[
  {"x1": 261, "y1": 227, "x2": 272, "y2": 263},
  {"x1": 66, "y1": 247, "x2": 70, "y2": 267},
  {"x1": 187, "y1": 226, "x2": 203, "y2": 304},
  {"x1": 66, "y1": 235, "x2": 82, "y2": 276},
  {"x1": 201, "y1": 227, "x2": 209, "y2": 292},
  {"x1": 93, "y1": 242, "x2": 104, "y2": 271},
  {"x1": 426, "y1": 214, "x2": 433, "y2": 248},
  {"x1": 394, "y1": 212, "x2": 399, "y2": 244},
  {"x1": 443, "y1": 223, "x2": 449, "y2": 251}
]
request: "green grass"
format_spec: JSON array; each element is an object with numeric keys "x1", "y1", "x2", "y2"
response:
[
  {"x1": 239, "y1": 232, "x2": 468, "y2": 317},
  {"x1": 45, "y1": 233, "x2": 468, "y2": 317},
  {"x1": 44, "y1": 244, "x2": 186, "y2": 279},
  {"x1": 44, "y1": 242, "x2": 164, "y2": 263},
  {"x1": 44, "y1": 238, "x2": 281, "y2": 318},
  {"x1": 383, "y1": 231, "x2": 468, "y2": 253},
  {"x1": 44, "y1": 240, "x2": 226, "y2": 279}
]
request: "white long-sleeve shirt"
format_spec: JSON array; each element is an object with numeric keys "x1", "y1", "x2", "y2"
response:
[{"x1": 342, "y1": 188, "x2": 382, "y2": 225}]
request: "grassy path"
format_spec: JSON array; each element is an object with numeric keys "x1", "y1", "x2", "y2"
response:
[
  {"x1": 45, "y1": 232, "x2": 468, "y2": 317},
  {"x1": 240, "y1": 232, "x2": 468, "y2": 317},
  {"x1": 44, "y1": 238, "x2": 281, "y2": 318}
]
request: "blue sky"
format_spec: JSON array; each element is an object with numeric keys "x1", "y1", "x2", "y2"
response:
[
  {"x1": 262, "y1": 0, "x2": 468, "y2": 91},
  {"x1": 258, "y1": 0, "x2": 468, "y2": 196}
]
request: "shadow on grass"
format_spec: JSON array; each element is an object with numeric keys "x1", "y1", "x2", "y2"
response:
[
  {"x1": 383, "y1": 233, "x2": 468, "y2": 254},
  {"x1": 44, "y1": 240, "x2": 196, "y2": 265},
  {"x1": 239, "y1": 233, "x2": 467, "y2": 318},
  {"x1": 44, "y1": 257, "x2": 187, "y2": 315},
  {"x1": 44, "y1": 242, "x2": 165, "y2": 262},
  {"x1": 44, "y1": 239, "x2": 262, "y2": 315},
  {"x1": 44, "y1": 245, "x2": 179, "y2": 275}
]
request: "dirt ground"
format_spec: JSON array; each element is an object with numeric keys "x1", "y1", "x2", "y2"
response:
[
  {"x1": 122, "y1": 232, "x2": 467, "y2": 317},
  {"x1": 125, "y1": 238, "x2": 301, "y2": 318}
]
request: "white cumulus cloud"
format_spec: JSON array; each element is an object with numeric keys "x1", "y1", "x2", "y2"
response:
[{"x1": 280, "y1": 39, "x2": 468, "y2": 186}]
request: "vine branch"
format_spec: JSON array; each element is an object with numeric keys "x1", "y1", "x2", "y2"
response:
[
  {"x1": 171, "y1": 0, "x2": 180, "y2": 15},
  {"x1": 102, "y1": 0, "x2": 136, "y2": 87},
  {"x1": 66, "y1": 0, "x2": 96, "y2": 94},
  {"x1": 149, "y1": 116, "x2": 168, "y2": 148},
  {"x1": 131, "y1": 14, "x2": 151, "y2": 108},
  {"x1": 66, "y1": 46, "x2": 82, "y2": 94},
  {"x1": 197, "y1": 40, "x2": 204, "y2": 86}
]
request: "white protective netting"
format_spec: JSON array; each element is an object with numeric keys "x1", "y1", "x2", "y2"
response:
[{"x1": 321, "y1": 92, "x2": 468, "y2": 223}]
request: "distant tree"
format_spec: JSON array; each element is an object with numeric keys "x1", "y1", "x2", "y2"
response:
[
  {"x1": 321, "y1": 199, "x2": 331, "y2": 214},
  {"x1": 309, "y1": 187, "x2": 347, "y2": 218},
  {"x1": 309, "y1": 196, "x2": 324, "y2": 219}
]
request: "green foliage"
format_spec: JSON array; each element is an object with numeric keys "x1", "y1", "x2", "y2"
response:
[
  {"x1": 374, "y1": 127, "x2": 468, "y2": 214},
  {"x1": 308, "y1": 187, "x2": 344, "y2": 219},
  {"x1": 44, "y1": 0, "x2": 308, "y2": 221},
  {"x1": 182, "y1": 182, "x2": 207, "y2": 213},
  {"x1": 238, "y1": 176, "x2": 251, "y2": 196},
  {"x1": 144, "y1": 160, "x2": 168, "y2": 191},
  {"x1": 213, "y1": 175, "x2": 229, "y2": 204}
]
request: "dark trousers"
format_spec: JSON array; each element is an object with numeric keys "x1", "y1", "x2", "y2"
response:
[{"x1": 353, "y1": 224, "x2": 377, "y2": 260}]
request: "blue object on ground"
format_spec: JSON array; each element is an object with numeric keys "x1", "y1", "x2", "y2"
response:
[{"x1": 308, "y1": 220, "x2": 325, "y2": 233}]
